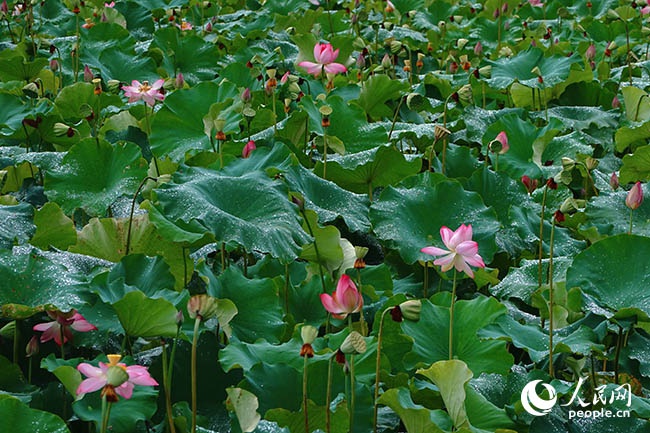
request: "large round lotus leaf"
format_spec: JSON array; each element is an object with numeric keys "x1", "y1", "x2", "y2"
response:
[
  {"x1": 113, "y1": 290, "x2": 179, "y2": 338},
  {"x1": 0, "y1": 93, "x2": 40, "y2": 137},
  {"x1": 149, "y1": 81, "x2": 239, "y2": 161},
  {"x1": 354, "y1": 74, "x2": 409, "y2": 121},
  {"x1": 370, "y1": 174, "x2": 499, "y2": 265},
  {"x1": 401, "y1": 296, "x2": 513, "y2": 375},
  {"x1": 0, "y1": 396, "x2": 70, "y2": 433},
  {"x1": 0, "y1": 250, "x2": 87, "y2": 319},
  {"x1": 582, "y1": 187, "x2": 650, "y2": 237},
  {"x1": 377, "y1": 388, "x2": 444, "y2": 433},
  {"x1": 487, "y1": 47, "x2": 581, "y2": 89},
  {"x1": 314, "y1": 145, "x2": 421, "y2": 196},
  {"x1": 53, "y1": 83, "x2": 123, "y2": 124},
  {"x1": 566, "y1": 234, "x2": 650, "y2": 317},
  {"x1": 153, "y1": 168, "x2": 309, "y2": 261},
  {"x1": 148, "y1": 27, "x2": 220, "y2": 84},
  {"x1": 79, "y1": 23, "x2": 157, "y2": 82},
  {"x1": 29, "y1": 202, "x2": 76, "y2": 250},
  {"x1": 0, "y1": 203, "x2": 35, "y2": 248},
  {"x1": 44, "y1": 138, "x2": 148, "y2": 217}
]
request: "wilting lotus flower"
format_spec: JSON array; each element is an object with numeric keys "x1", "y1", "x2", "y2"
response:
[
  {"x1": 421, "y1": 224, "x2": 485, "y2": 278},
  {"x1": 298, "y1": 43, "x2": 347, "y2": 78},
  {"x1": 626, "y1": 182, "x2": 644, "y2": 210},
  {"x1": 33, "y1": 310, "x2": 96, "y2": 346},
  {"x1": 122, "y1": 79, "x2": 165, "y2": 106},
  {"x1": 490, "y1": 131, "x2": 509, "y2": 154},
  {"x1": 77, "y1": 354, "x2": 158, "y2": 402},
  {"x1": 320, "y1": 275, "x2": 363, "y2": 319}
]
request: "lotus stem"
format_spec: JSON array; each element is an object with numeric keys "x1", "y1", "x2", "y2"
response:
[
  {"x1": 548, "y1": 219, "x2": 555, "y2": 378},
  {"x1": 537, "y1": 185, "x2": 548, "y2": 291},
  {"x1": 303, "y1": 354, "x2": 309, "y2": 433},
  {"x1": 191, "y1": 316, "x2": 201, "y2": 433},
  {"x1": 100, "y1": 396, "x2": 112, "y2": 433},
  {"x1": 300, "y1": 208, "x2": 327, "y2": 294},
  {"x1": 373, "y1": 308, "x2": 390, "y2": 433},
  {"x1": 323, "y1": 128, "x2": 328, "y2": 180},
  {"x1": 629, "y1": 208, "x2": 634, "y2": 235},
  {"x1": 13, "y1": 322, "x2": 19, "y2": 364},
  {"x1": 449, "y1": 269, "x2": 457, "y2": 360},
  {"x1": 325, "y1": 354, "x2": 334, "y2": 433},
  {"x1": 350, "y1": 355, "x2": 356, "y2": 432},
  {"x1": 162, "y1": 341, "x2": 177, "y2": 433},
  {"x1": 60, "y1": 326, "x2": 65, "y2": 360},
  {"x1": 387, "y1": 96, "x2": 404, "y2": 142},
  {"x1": 441, "y1": 93, "x2": 454, "y2": 175},
  {"x1": 126, "y1": 176, "x2": 157, "y2": 255}
]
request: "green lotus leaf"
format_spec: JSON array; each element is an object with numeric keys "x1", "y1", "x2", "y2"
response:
[
  {"x1": 0, "y1": 93, "x2": 43, "y2": 137},
  {"x1": 284, "y1": 164, "x2": 370, "y2": 232},
  {"x1": 628, "y1": 331, "x2": 650, "y2": 378},
  {"x1": 299, "y1": 209, "x2": 344, "y2": 273},
  {"x1": 80, "y1": 23, "x2": 158, "y2": 82},
  {"x1": 377, "y1": 388, "x2": 445, "y2": 433},
  {"x1": 615, "y1": 119, "x2": 650, "y2": 153},
  {"x1": 149, "y1": 81, "x2": 239, "y2": 161},
  {"x1": 537, "y1": 106, "x2": 619, "y2": 132},
  {"x1": 44, "y1": 138, "x2": 148, "y2": 216},
  {"x1": 479, "y1": 314, "x2": 605, "y2": 362},
  {"x1": 0, "y1": 250, "x2": 86, "y2": 319},
  {"x1": 371, "y1": 174, "x2": 499, "y2": 265},
  {"x1": 582, "y1": 187, "x2": 650, "y2": 238},
  {"x1": 621, "y1": 86, "x2": 650, "y2": 122},
  {"x1": 566, "y1": 234, "x2": 650, "y2": 318},
  {"x1": 266, "y1": 399, "x2": 349, "y2": 433},
  {"x1": 297, "y1": 95, "x2": 389, "y2": 154},
  {"x1": 0, "y1": 51, "x2": 47, "y2": 82},
  {"x1": 417, "y1": 360, "x2": 473, "y2": 430},
  {"x1": 153, "y1": 167, "x2": 309, "y2": 261},
  {"x1": 315, "y1": 145, "x2": 421, "y2": 197},
  {"x1": 355, "y1": 74, "x2": 409, "y2": 121},
  {"x1": 208, "y1": 266, "x2": 286, "y2": 343},
  {"x1": 30, "y1": 202, "x2": 76, "y2": 250},
  {"x1": 113, "y1": 290, "x2": 179, "y2": 337},
  {"x1": 53, "y1": 82, "x2": 123, "y2": 123},
  {"x1": 72, "y1": 380, "x2": 158, "y2": 433},
  {"x1": 0, "y1": 396, "x2": 70, "y2": 433},
  {"x1": 148, "y1": 27, "x2": 220, "y2": 84},
  {"x1": 620, "y1": 145, "x2": 650, "y2": 183},
  {"x1": 402, "y1": 296, "x2": 513, "y2": 375},
  {"x1": 491, "y1": 258, "x2": 573, "y2": 303},
  {"x1": 69, "y1": 214, "x2": 191, "y2": 290},
  {"x1": 0, "y1": 203, "x2": 34, "y2": 248},
  {"x1": 487, "y1": 47, "x2": 581, "y2": 89}
]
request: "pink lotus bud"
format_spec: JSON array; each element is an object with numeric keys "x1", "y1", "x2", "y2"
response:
[
  {"x1": 501, "y1": 2, "x2": 508, "y2": 13},
  {"x1": 83, "y1": 65, "x2": 94, "y2": 82},
  {"x1": 610, "y1": 172, "x2": 619, "y2": 190},
  {"x1": 26, "y1": 336, "x2": 39, "y2": 357},
  {"x1": 586, "y1": 43, "x2": 596, "y2": 61},
  {"x1": 50, "y1": 59, "x2": 59, "y2": 71},
  {"x1": 280, "y1": 71, "x2": 290, "y2": 85},
  {"x1": 241, "y1": 87, "x2": 251, "y2": 103},
  {"x1": 474, "y1": 41, "x2": 483, "y2": 56},
  {"x1": 356, "y1": 52, "x2": 365, "y2": 68},
  {"x1": 0, "y1": 0, "x2": 7, "y2": 14},
  {"x1": 175, "y1": 72, "x2": 185, "y2": 89},
  {"x1": 521, "y1": 175, "x2": 539, "y2": 194},
  {"x1": 612, "y1": 95, "x2": 620, "y2": 108},
  {"x1": 242, "y1": 140, "x2": 256, "y2": 158},
  {"x1": 626, "y1": 182, "x2": 643, "y2": 210}
]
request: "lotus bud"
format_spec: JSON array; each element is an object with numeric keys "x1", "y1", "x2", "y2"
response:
[
  {"x1": 187, "y1": 294, "x2": 220, "y2": 320},
  {"x1": 26, "y1": 335, "x2": 39, "y2": 358},
  {"x1": 381, "y1": 53, "x2": 392, "y2": 69},
  {"x1": 83, "y1": 64, "x2": 94, "y2": 82},
  {"x1": 612, "y1": 95, "x2": 620, "y2": 108},
  {"x1": 586, "y1": 43, "x2": 596, "y2": 61},
  {"x1": 434, "y1": 124, "x2": 451, "y2": 142},
  {"x1": 626, "y1": 182, "x2": 644, "y2": 210},
  {"x1": 610, "y1": 172, "x2": 619, "y2": 190},
  {"x1": 340, "y1": 331, "x2": 366, "y2": 355},
  {"x1": 54, "y1": 122, "x2": 73, "y2": 136},
  {"x1": 242, "y1": 140, "x2": 256, "y2": 158},
  {"x1": 175, "y1": 310, "x2": 184, "y2": 326},
  {"x1": 474, "y1": 41, "x2": 483, "y2": 56},
  {"x1": 457, "y1": 84, "x2": 472, "y2": 103},
  {"x1": 175, "y1": 72, "x2": 185, "y2": 89},
  {"x1": 391, "y1": 299, "x2": 421, "y2": 322},
  {"x1": 457, "y1": 38, "x2": 469, "y2": 50},
  {"x1": 521, "y1": 175, "x2": 539, "y2": 194},
  {"x1": 50, "y1": 59, "x2": 59, "y2": 71},
  {"x1": 290, "y1": 192, "x2": 305, "y2": 210}
]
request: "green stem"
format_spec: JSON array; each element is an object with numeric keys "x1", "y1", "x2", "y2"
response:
[
  {"x1": 441, "y1": 93, "x2": 453, "y2": 175},
  {"x1": 162, "y1": 341, "x2": 177, "y2": 433},
  {"x1": 423, "y1": 263, "x2": 429, "y2": 298},
  {"x1": 303, "y1": 354, "x2": 309, "y2": 433},
  {"x1": 387, "y1": 96, "x2": 404, "y2": 142},
  {"x1": 13, "y1": 322, "x2": 18, "y2": 364},
  {"x1": 548, "y1": 219, "x2": 555, "y2": 378},
  {"x1": 494, "y1": 153, "x2": 499, "y2": 172},
  {"x1": 449, "y1": 269, "x2": 457, "y2": 360},
  {"x1": 60, "y1": 326, "x2": 65, "y2": 360},
  {"x1": 629, "y1": 208, "x2": 634, "y2": 235},
  {"x1": 323, "y1": 128, "x2": 328, "y2": 180},
  {"x1": 350, "y1": 355, "x2": 356, "y2": 432},
  {"x1": 126, "y1": 176, "x2": 158, "y2": 255},
  {"x1": 301, "y1": 209, "x2": 327, "y2": 294},
  {"x1": 326, "y1": 355, "x2": 334, "y2": 433},
  {"x1": 373, "y1": 308, "x2": 390, "y2": 433},
  {"x1": 143, "y1": 100, "x2": 151, "y2": 135},
  {"x1": 191, "y1": 317, "x2": 201, "y2": 433},
  {"x1": 614, "y1": 326, "x2": 623, "y2": 384},
  {"x1": 221, "y1": 242, "x2": 227, "y2": 270},
  {"x1": 537, "y1": 186, "x2": 548, "y2": 290},
  {"x1": 100, "y1": 397, "x2": 112, "y2": 433}
]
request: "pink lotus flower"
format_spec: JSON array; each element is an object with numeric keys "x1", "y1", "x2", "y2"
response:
[
  {"x1": 298, "y1": 43, "x2": 347, "y2": 78},
  {"x1": 642, "y1": 5, "x2": 650, "y2": 15},
  {"x1": 77, "y1": 354, "x2": 158, "y2": 402},
  {"x1": 104, "y1": 1, "x2": 115, "y2": 7},
  {"x1": 528, "y1": 0, "x2": 544, "y2": 7},
  {"x1": 421, "y1": 224, "x2": 485, "y2": 278},
  {"x1": 626, "y1": 182, "x2": 644, "y2": 210},
  {"x1": 320, "y1": 275, "x2": 363, "y2": 319},
  {"x1": 122, "y1": 79, "x2": 165, "y2": 106},
  {"x1": 33, "y1": 310, "x2": 96, "y2": 346},
  {"x1": 242, "y1": 140, "x2": 256, "y2": 158},
  {"x1": 490, "y1": 131, "x2": 509, "y2": 154}
]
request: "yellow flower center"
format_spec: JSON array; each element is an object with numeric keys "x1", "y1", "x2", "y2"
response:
[
  {"x1": 106, "y1": 354, "x2": 122, "y2": 367},
  {"x1": 138, "y1": 81, "x2": 152, "y2": 93}
]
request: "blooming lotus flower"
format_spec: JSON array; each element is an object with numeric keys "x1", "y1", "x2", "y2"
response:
[
  {"x1": 421, "y1": 224, "x2": 485, "y2": 278},
  {"x1": 529, "y1": 0, "x2": 544, "y2": 7},
  {"x1": 298, "y1": 43, "x2": 347, "y2": 78},
  {"x1": 242, "y1": 140, "x2": 256, "y2": 158},
  {"x1": 320, "y1": 275, "x2": 363, "y2": 319},
  {"x1": 33, "y1": 310, "x2": 97, "y2": 346},
  {"x1": 626, "y1": 182, "x2": 644, "y2": 210},
  {"x1": 77, "y1": 354, "x2": 158, "y2": 402},
  {"x1": 104, "y1": 1, "x2": 115, "y2": 7},
  {"x1": 122, "y1": 79, "x2": 165, "y2": 106}
]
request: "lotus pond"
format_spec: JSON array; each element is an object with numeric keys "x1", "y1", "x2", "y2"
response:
[{"x1": 1, "y1": 0, "x2": 650, "y2": 432}]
